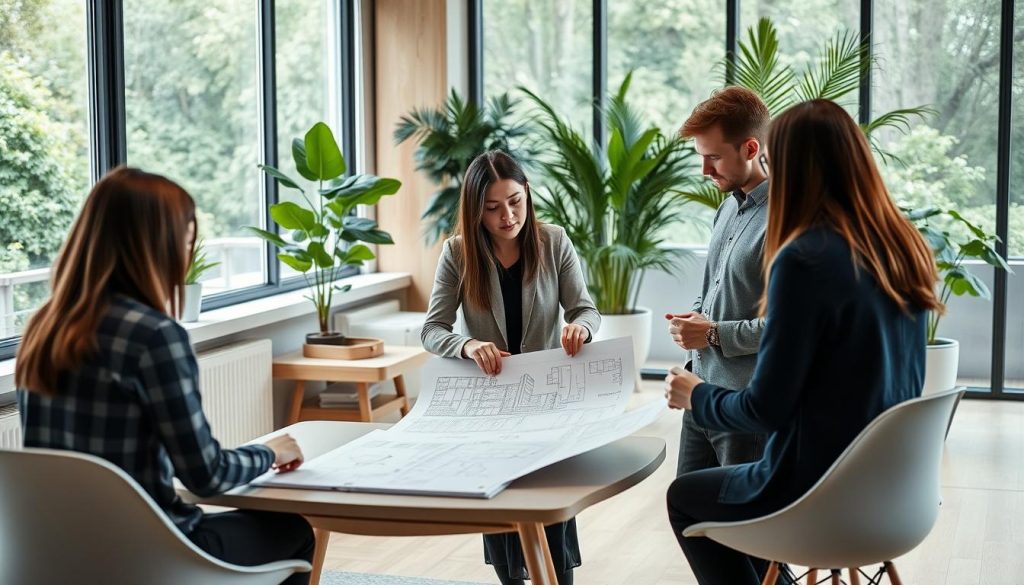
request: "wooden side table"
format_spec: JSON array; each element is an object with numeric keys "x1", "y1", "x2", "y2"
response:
[{"x1": 273, "y1": 345, "x2": 431, "y2": 424}]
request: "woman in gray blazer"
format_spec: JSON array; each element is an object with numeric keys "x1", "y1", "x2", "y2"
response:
[{"x1": 421, "y1": 150, "x2": 600, "y2": 585}]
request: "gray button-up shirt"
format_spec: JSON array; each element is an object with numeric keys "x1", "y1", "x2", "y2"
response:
[{"x1": 691, "y1": 180, "x2": 768, "y2": 390}]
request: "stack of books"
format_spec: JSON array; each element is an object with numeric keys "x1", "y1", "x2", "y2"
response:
[{"x1": 319, "y1": 382, "x2": 384, "y2": 408}]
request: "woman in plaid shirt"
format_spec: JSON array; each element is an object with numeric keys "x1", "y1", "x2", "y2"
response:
[{"x1": 16, "y1": 167, "x2": 315, "y2": 584}]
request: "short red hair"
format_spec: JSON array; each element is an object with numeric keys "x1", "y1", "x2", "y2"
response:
[{"x1": 680, "y1": 86, "x2": 770, "y2": 145}]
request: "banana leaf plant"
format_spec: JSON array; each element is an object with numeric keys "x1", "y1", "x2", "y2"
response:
[
  {"x1": 681, "y1": 17, "x2": 935, "y2": 209},
  {"x1": 247, "y1": 122, "x2": 401, "y2": 336},
  {"x1": 904, "y1": 206, "x2": 1012, "y2": 344},
  {"x1": 522, "y1": 72, "x2": 697, "y2": 315}
]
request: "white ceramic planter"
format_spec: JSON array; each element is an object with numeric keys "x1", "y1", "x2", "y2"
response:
[
  {"x1": 181, "y1": 283, "x2": 202, "y2": 323},
  {"x1": 923, "y1": 337, "x2": 959, "y2": 396},
  {"x1": 594, "y1": 307, "x2": 652, "y2": 388}
]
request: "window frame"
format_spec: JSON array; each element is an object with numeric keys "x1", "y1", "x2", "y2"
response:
[
  {"x1": 469, "y1": 0, "x2": 1019, "y2": 399},
  {"x1": 0, "y1": 0, "x2": 361, "y2": 361}
]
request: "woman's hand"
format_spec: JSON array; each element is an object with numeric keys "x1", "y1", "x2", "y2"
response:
[
  {"x1": 264, "y1": 433, "x2": 304, "y2": 473},
  {"x1": 561, "y1": 323, "x2": 589, "y2": 357},
  {"x1": 462, "y1": 339, "x2": 511, "y2": 375},
  {"x1": 665, "y1": 365, "x2": 703, "y2": 410}
]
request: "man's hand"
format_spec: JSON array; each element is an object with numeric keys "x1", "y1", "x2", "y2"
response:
[
  {"x1": 665, "y1": 365, "x2": 703, "y2": 410},
  {"x1": 462, "y1": 339, "x2": 511, "y2": 376},
  {"x1": 561, "y1": 323, "x2": 588, "y2": 357},
  {"x1": 665, "y1": 312, "x2": 713, "y2": 350}
]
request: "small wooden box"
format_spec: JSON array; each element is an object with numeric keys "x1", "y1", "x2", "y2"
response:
[{"x1": 302, "y1": 337, "x2": 384, "y2": 360}]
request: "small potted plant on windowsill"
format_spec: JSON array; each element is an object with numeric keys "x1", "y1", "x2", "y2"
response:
[
  {"x1": 905, "y1": 206, "x2": 1012, "y2": 394},
  {"x1": 181, "y1": 237, "x2": 220, "y2": 323},
  {"x1": 247, "y1": 121, "x2": 401, "y2": 358}
]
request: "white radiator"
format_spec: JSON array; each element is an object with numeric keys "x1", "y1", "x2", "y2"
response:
[
  {"x1": 0, "y1": 403, "x2": 21, "y2": 450},
  {"x1": 196, "y1": 339, "x2": 273, "y2": 448}
]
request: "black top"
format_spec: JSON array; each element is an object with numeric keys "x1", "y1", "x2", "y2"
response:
[
  {"x1": 691, "y1": 226, "x2": 927, "y2": 506},
  {"x1": 497, "y1": 257, "x2": 523, "y2": 355}
]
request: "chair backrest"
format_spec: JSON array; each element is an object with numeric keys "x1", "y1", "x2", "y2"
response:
[
  {"x1": 685, "y1": 388, "x2": 963, "y2": 568},
  {"x1": 0, "y1": 448, "x2": 309, "y2": 585}
]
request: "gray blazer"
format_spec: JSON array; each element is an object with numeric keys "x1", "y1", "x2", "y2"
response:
[{"x1": 421, "y1": 224, "x2": 601, "y2": 358}]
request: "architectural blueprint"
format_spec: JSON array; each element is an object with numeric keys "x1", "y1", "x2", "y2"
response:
[{"x1": 254, "y1": 337, "x2": 666, "y2": 497}]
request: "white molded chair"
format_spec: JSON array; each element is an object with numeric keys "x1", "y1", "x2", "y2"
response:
[
  {"x1": 0, "y1": 447, "x2": 311, "y2": 585},
  {"x1": 682, "y1": 388, "x2": 964, "y2": 585}
]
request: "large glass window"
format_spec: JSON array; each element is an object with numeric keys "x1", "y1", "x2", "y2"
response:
[
  {"x1": 609, "y1": 0, "x2": 726, "y2": 245},
  {"x1": 874, "y1": 0, "x2": 1003, "y2": 390},
  {"x1": 483, "y1": 0, "x2": 594, "y2": 136},
  {"x1": 0, "y1": 0, "x2": 90, "y2": 339},
  {"x1": 124, "y1": 0, "x2": 266, "y2": 296}
]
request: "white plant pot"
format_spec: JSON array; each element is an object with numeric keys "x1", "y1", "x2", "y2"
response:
[
  {"x1": 181, "y1": 283, "x2": 202, "y2": 323},
  {"x1": 923, "y1": 337, "x2": 959, "y2": 396},
  {"x1": 593, "y1": 307, "x2": 652, "y2": 389}
]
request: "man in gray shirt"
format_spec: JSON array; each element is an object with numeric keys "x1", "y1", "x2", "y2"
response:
[{"x1": 667, "y1": 86, "x2": 770, "y2": 475}]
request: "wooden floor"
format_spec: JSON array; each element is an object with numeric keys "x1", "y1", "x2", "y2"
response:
[{"x1": 321, "y1": 382, "x2": 1024, "y2": 585}]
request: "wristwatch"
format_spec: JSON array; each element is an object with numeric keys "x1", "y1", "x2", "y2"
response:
[{"x1": 705, "y1": 322, "x2": 721, "y2": 347}]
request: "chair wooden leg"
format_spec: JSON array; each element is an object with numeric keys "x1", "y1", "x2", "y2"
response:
[
  {"x1": 309, "y1": 527, "x2": 330, "y2": 585},
  {"x1": 806, "y1": 568, "x2": 818, "y2": 584},
  {"x1": 848, "y1": 567, "x2": 861, "y2": 585},
  {"x1": 884, "y1": 562, "x2": 903, "y2": 585},
  {"x1": 761, "y1": 561, "x2": 780, "y2": 585},
  {"x1": 830, "y1": 569, "x2": 841, "y2": 584}
]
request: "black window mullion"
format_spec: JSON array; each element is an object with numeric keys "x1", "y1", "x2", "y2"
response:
[
  {"x1": 258, "y1": 0, "x2": 280, "y2": 293},
  {"x1": 468, "y1": 0, "x2": 484, "y2": 106},
  {"x1": 340, "y1": 0, "x2": 357, "y2": 174},
  {"x1": 725, "y1": 0, "x2": 740, "y2": 85},
  {"x1": 593, "y1": 0, "x2": 607, "y2": 152},
  {"x1": 858, "y1": 0, "x2": 873, "y2": 125},
  {"x1": 87, "y1": 0, "x2": 127, "y2": 177},
  {"x1": 989, "y1": 0, "x2": 1015, "y2": 398}
]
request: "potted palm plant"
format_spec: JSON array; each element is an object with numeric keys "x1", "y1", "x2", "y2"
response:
[
  {"x1": 905, "y1": 206, "x2": 1011, "y2": 393},
  {"x1": 181, "y1": 237, "x2": 220, "y2": 323},
  {"x1": 247, "y1": 122, "x2": 401, "y2": 355},
  {"x1": 522, "y1": 72, "x2": 697, "y2": 371},
  {"x1": 394, "y1": 89, "x2": 531, "y2": 244},
  {"x1": 679, "y1": 17, "x2": 934, "y2": 210}
]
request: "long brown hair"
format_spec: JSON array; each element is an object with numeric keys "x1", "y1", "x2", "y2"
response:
[
  {"x1": 16, "y1": 167, "x2": 196, "y2": 395},
  {"x1": 762, "y1": 99, "x2": 942, "y2": 315},
  {"x1": 456, "y1": 150, "x2": 542, "y2": 310}
]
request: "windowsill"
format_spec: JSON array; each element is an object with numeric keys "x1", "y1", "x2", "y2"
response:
[{"x1": 0, "y1": 271, "x2": 412, "y2": 403}]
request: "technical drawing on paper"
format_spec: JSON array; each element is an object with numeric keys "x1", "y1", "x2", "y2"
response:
[{"x1": 425, "y1": 357, "x2": 623, "y2": 418}]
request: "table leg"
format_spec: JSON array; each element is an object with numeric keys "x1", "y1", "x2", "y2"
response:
[
  {"x1": 394, "y1": 374, "x2": 410, "y2": 417},
  {"x1": 287, "y1": 380, "x2": 306, "y2": 425},
  {"x1": 357, "y1": 382, "x2": 372, "y2": 422},
  {"x1": 309, "y1": 527, "x2": 330, "y2": 585},
  {"x1": 516, "y1": 522, "x2": 558, "y2": 585}
]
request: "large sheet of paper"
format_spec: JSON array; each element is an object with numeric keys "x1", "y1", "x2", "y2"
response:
[{"x1": 254, "y1": 337, "x2": 666, "y2": 497}]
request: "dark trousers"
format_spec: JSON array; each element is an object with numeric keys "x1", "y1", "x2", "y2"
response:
[
  {"x1": 188, "y1": 510, "x2": 316, "y2": 585},
  {"x1": 677, "y1": 409, "x2": 765, "y2": 475},
  {"x1": 667, "y1": 466, "x2": 791, "y2": 585}
]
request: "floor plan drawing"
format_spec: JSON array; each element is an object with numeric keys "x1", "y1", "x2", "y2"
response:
[{"x1": 255, "y1": 337, "x2": 665, "y2": 498}]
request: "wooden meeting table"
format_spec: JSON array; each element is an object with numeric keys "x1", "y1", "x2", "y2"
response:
[{"x1": 181, "y1": 420, "x2": 666, "y2": 585}]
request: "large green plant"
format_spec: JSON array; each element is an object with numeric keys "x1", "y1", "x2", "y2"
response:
[
  {"x1": 682, "y1": 17, "x2": 935, "y2": 211},
  {"x1": 394, "y1": 89, "x2": 531, "y2": 244},
  {"x1": 247, "y1": 122, "x2": 401, "y2": 335},
  {"x1": 523, "y1": 73, "x2": 696, "y2": 315},
  {"x1": 904, "y1": 206, "x2": 1011, "y2": 344}
]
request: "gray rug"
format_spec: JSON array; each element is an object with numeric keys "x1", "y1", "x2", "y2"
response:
[{"x1": 321, "y1": 571, "x2": 489, "y2": 585}]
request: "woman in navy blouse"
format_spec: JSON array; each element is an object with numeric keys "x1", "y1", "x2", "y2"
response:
[
  {"x1": 664, "y1": 100, "x2": 943, "y2": 584},
  {"x1": 16, "y1": 167, "x2": 314, "y2": 584}
]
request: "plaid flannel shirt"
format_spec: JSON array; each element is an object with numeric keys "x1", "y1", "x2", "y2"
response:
[{"x1": 18, "y1": 295, "x2": 274, "y2": 534}]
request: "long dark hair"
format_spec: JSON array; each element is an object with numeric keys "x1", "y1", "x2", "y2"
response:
[
  {"x1": 455, "y1": 150, "x2": 542, "y2": 310},
  {"x1": 762, "y1": 100, "x2": 942, "y2": 315},
  {"x1": 16, "y1": 167, "x2": 196, "y2": 395}
]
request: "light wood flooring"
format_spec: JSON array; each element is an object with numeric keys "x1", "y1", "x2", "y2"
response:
[{"x1": 321, "y1": 382, "x2": 1024, "y2": 585}]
